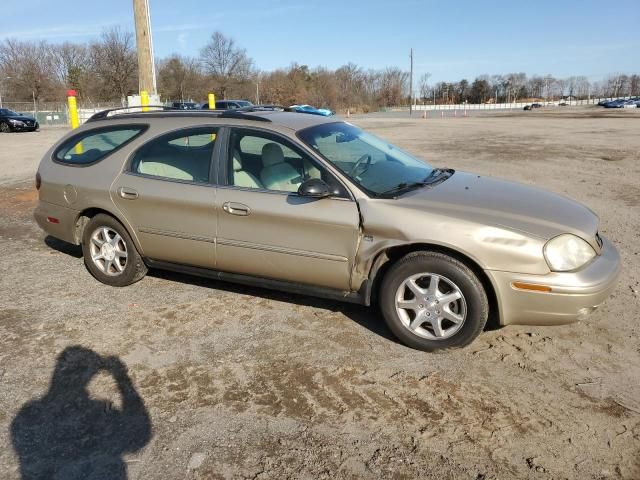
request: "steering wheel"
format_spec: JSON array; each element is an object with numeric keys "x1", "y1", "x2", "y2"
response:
[{"x1": 348, "y1": 154, "x2": 372, "y2": 176}]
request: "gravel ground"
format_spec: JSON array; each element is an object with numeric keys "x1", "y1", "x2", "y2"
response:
[{"x1": 0, "y1": 107, "x2": 639, "y2": 479}]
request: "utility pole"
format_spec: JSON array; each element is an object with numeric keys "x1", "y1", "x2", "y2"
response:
[
  {"x1": 409, "y1": 48, "x2": 414, "y2": 115},
  {"x1": 133, "y1": 0, "x2": 157, "y2": 95}
]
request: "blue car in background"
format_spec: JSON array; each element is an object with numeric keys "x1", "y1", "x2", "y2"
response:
[
  {"x1": 602, "y1": 99, "x2": 637, "y2": 108},
  {"x1": 289, "y1": 104, "x2": 335, "y2": 116}
]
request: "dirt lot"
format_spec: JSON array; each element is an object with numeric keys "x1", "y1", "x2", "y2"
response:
[{"x1": 0, "y1": 107, "x2": 639, "y2": 479}]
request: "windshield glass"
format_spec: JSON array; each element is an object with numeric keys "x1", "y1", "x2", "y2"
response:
[
  {"x1": 0, "y1": 109, "x2": 19, "y2": 116},
  {"x1": 298, "y1": 122, "x2": 434, "y2": 196}
]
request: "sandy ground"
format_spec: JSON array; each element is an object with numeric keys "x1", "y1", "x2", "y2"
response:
[{"x1": 0, "y1": 107, "x2": 639, "y2": 479}]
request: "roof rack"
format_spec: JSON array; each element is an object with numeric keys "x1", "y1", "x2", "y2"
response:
[
  {"x1": 87, "y1": 105, "x2": 183, "y2": 122},
  {"x1": 86, "y1": 104, "x2": 295, "y2": 124}
]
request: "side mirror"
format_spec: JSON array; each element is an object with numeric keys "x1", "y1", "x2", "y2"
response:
[{"x1": 297, "y1": 178, "x2": 331, "y2": 198}]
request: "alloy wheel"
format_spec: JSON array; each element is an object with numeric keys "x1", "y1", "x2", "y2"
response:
[
  {"x1": 395, "y1": 273, "x2": 467, "y2": 340},
  {"x1": 89, "y1": 227, "x2": 128, "y2": 276}
]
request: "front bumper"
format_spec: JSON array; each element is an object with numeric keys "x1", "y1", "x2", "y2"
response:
[
  {"x1": 486, "y1": 236, "x2": 621, "y2": 326},
  {"x1": 9, "y1": 121, "x2": 39, "y2": 131},
  {"x1": 9, "y1": 122, "x2": 40, "y2": 132}
]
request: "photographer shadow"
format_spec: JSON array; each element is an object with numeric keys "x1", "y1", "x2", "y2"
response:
[{"x1": 10, "y1": 346, "x2": 152, "y2": 480}]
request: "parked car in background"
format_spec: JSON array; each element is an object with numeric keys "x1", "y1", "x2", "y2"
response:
[
  {"x1": 33, "y1": 106, "x2": 620, "y2": 352},
  {"x1": 170, "y1": 102, "x2": 199, "y2": 110},
  {"x1": 602, "y1": 99, "x2": 637, "y2": 108},
  {"x1": 289, "y1": 104, "x2": 335, "y2": 116},
  {"x1": 0, "y1": 108, "x2": 39, "y2": 132},
  {"x1": 201, "y1": 100, "x2": 254, "y2": 110},
  {"x1": 523, "y1": 103, "x2": 543, "y2": 111}
]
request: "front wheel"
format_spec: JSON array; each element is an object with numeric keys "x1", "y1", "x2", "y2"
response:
[
  {"x1": 379, "y1": 251, "x2": 488, "y2": 351},
  {"x1": 81, "y1": 214, "x2": 147, "y2": 287},
  {"x1": 0, "y1": 122, "x2": 11, "y2": 133}
]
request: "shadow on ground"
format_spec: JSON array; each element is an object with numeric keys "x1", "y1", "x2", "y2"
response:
[
  {"x1": 44, "y1": 235, "x2": 400, "y2": 344},
  {"x1": 43, "y1": 235, "x2": 502, "y2": 343},
  {"x1": 10, "y1": 346, "x2": 152, "y2": 480}
]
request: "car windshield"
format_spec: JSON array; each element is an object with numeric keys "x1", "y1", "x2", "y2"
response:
[
  {"x1": 0, "y1": 109, "x2": 19, "y2": 116},
  {"x1": 298, "y1": 122, "x2": 436, "y2": 196}
]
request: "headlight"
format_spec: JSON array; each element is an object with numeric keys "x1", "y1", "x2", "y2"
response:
[
  {"x1": 544, "y1": 234, "x2": 596, "y2": 271},
  {"x1": 9, "y1": 119, "x2": 24, "y2": 126}
]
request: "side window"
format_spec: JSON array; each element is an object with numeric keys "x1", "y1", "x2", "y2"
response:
[
  {"x1": 130, "y1": 127, "x2": 218, "y2": 183},
  {"x1": 55, "y1": 126, "x2": 145, "y2": 165},
  {"x1": 227, "y1": 130, "x2": 348, "y2": 198}
]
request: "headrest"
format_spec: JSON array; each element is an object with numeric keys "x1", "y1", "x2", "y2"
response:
[{"x1": 261, "y1": 143, "x2": 284, "y2": 166}]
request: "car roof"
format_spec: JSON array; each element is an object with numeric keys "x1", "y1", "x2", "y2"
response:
[
  {"x1": 243, "y1": 111, "x2": 336, "y2": 130},
  {"x1": 86, "y1": 109, "x2": 339, "y2": 132}
]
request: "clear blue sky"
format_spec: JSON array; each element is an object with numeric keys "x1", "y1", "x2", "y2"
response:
[{"x1": 1, "y1": 0, "x2": 638, "y2": 82}]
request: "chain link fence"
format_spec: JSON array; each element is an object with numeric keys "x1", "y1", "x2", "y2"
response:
[{"x1": 1, "y1": 101, "x2": 121, "y2": 126}]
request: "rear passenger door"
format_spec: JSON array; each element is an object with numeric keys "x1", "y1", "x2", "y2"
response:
[
  {"x1": 111, "y1": 127, "x2": 219, "y2": 268},
  {"x1": 215, "y1": 128, "x2": 361, "y2": 290}
]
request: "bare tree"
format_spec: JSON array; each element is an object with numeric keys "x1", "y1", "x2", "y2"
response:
[
  {"x1": 418, "y1": 73, "x2": 432, "y2": 101},
  {"x1": 335, "y1": 63, "x2": 365, "y2": 109},
  {"x1": 378, "y1": 67, "x2": 408, "y2": 106},
  {"x1": 50, "y1": 42, "x2": 91, "y2": 98},
  {"x1": 158, "y1": 55, "x2": 203, "y2": 101},
  {"x1": 200, "y1": 31, "x2": 252, "y2": 99},
  {"x1": 0, "y1": 39, "x2": 58, "y2": 101},
  {"x1": 89, "y1": 27, "x2": 138, "y2": 103}
]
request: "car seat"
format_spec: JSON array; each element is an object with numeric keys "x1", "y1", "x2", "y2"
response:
[
  {"x1": 260, "y1": 143, "x2": 301, "y2": 192},
  {"x1": 232, "y1": 149, "x2": 262, "y2": 189}
]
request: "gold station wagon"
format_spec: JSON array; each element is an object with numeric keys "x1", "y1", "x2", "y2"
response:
[{"x1": 34, "y1": 106, "x2": 621, "y2": 351}]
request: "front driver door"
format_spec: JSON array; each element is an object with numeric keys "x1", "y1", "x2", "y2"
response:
[{"x1": 216, "y1": 127, "x2": 360, "y2": 290}]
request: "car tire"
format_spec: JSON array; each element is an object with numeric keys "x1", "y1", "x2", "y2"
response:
[
  {"x1": 379, "y1": 251, "x2": 488, "y2": 352},
  {"x1": 0, "y1": 121, "x2": 11, "y2": 133},
  {"x1": 81, "y1": 214, "x2": 147, "y2": 287}
]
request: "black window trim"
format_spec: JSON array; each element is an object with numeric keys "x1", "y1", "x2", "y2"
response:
[
  {"x1": 125, "y1": 124, "x2": 223, "y2": 186},
  {"x1": 220, "y1": 125, "x2": 354, "y2": 201},
  {"x1": 52, "y1": 123, "x2": 149, "y2": 168}
]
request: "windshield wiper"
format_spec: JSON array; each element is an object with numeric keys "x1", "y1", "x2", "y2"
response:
[
  {"x1": 377, "y1": 181, "x2": 428, "y2": 197},
  {"x1": 376, "y1": 168, "x2": 454, "y2": 198}
]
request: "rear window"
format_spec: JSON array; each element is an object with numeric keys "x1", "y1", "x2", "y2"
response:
[{"x1": 54, "y1": 125, "x2": 146, "y2": 165}]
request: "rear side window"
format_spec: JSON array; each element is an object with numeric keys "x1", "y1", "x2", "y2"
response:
[
  {"x1": 130, "y1": 127, "x2": 218, "y2": 183},
  {"x1": 55, "y1": 126, "x2": 145, "y2": 165}
]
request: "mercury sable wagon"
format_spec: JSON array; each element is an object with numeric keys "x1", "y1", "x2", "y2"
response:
[{"x1": 34, "y1": 107, "x2": 621, "y2": 351}]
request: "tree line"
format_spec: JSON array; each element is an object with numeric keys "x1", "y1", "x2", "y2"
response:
[{"x1": 1, "y1": 28, "x2": 638, "y2": 111}]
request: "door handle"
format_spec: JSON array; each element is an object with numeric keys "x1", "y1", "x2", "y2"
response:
[
  {"x1": 222, "y1": 202, "x2": 250, "y2": 216},
  {"x1": 118, "y1": 187, "x2": 139, "y2": 200}
]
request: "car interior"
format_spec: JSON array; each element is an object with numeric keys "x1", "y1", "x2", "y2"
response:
[
  {"x1": 229, "y1": 134, "x2": 322, "y2": 193},
  {"x1": 132, "y1": 132, "x2": 215, "y2": 183}
]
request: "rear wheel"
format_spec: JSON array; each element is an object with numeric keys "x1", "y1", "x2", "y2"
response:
[
  {"x1": 379, "y1": 251, "x2": 488, "y2": 351},
  {"x1": 81, "y1": 214, "x2": 147, "y2": 286}
]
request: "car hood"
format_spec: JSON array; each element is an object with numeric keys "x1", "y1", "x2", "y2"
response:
[
  {"x1": 397, "y1": 171, "x2": 599, "y2": 242},
  {"x1": 5, "y1": 114, "x2": 36, "y2": 122}
]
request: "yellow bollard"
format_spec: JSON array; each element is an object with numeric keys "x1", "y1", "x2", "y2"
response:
[
  {"x1": 141, "y1": 90, "x2": 149, "y2": 112},
  {"x1": 67, "y1": 90, "x2": 83, "y2": 154},
  {"x1": 67, "y1": 90, "x2": 80, "y2": 129},
  {"x1": 207, "y1": 94, "x2": 217, "y2": 139}
]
